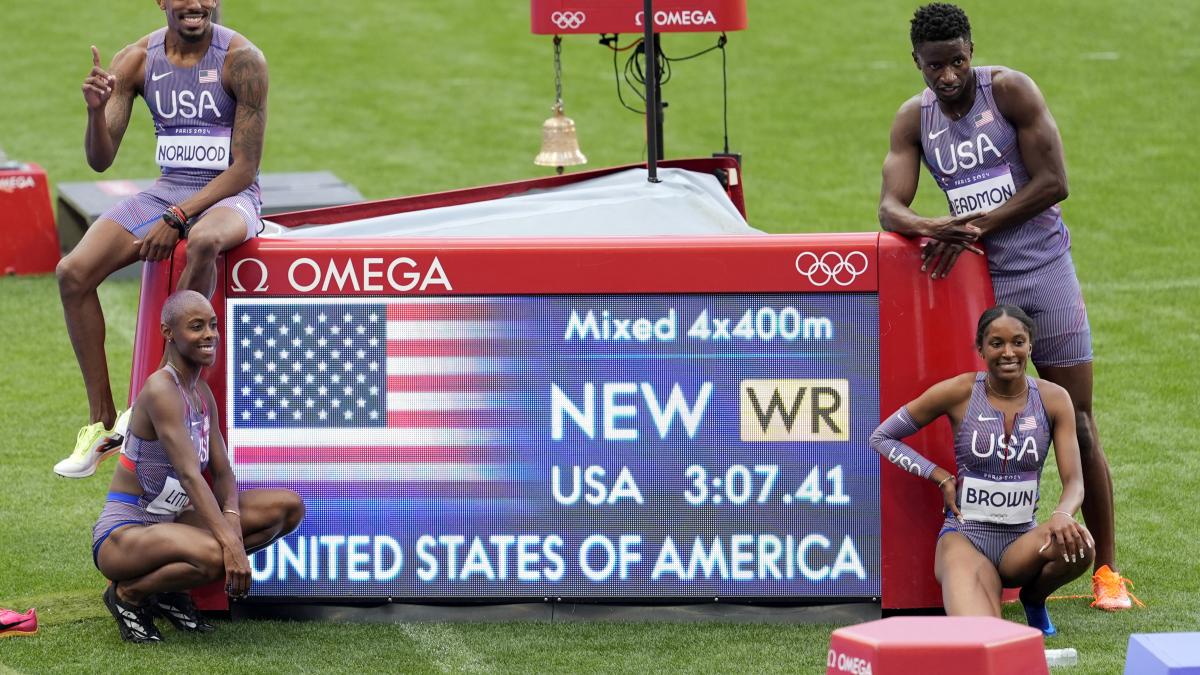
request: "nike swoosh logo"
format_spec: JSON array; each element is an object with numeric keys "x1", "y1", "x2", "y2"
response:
[
  {"x1": 0, "y1": 618, "x2": 33, "y2": 629},
  {"x1": 928, "y1": 128, "x2": 948, "y2": 140},
  {"x1": 978, "y1": 415, "x2": 999, "y2": 422},
  {"x1": 151, "y1": 71, "x2": 172, "y2": 82}
]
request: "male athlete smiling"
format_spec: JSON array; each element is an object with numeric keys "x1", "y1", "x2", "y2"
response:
[{"x1": 56, "y1": 0, "x2": 268, "y2": 481}]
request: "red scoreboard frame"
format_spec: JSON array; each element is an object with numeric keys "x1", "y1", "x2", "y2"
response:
[{"x1": 129, "y1": 158, "x2": 992, "y2": 611}]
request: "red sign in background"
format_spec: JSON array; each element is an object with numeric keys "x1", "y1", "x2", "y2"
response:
[{"x1": 531, "y1": 0, "x2": 747, "y2": 35}]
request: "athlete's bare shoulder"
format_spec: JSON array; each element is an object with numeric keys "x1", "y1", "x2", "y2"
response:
[
  {"x1": 222, "y1": 32, "x2": 268, "y2": 98},
  {"x1": 895, "y1": 92, "x2": 924, "y2": 119},
  {"x1": 891, "y1": 93, "x2": 924, "y2": 142},
  {"x1": 118, "y1": 32, "x2": 154, "y2": 61},
  {"x1": 107, "y1": 36, "x2": 152, "y2": 91},
  {"x1": 988, "y1": 65, "x2": 1025, "y2": 84},
  {"x1": 1033, "y1": 377, "x2": 1071, "y2": 408},
  {"x1": 944, "y1": 371, "x2": 980, "y2": 399},
  {"x1": 988, "y1": 67, "x2": 1045, "y2": 115},
  {"x1": 226, "y1": 33, "x2": 267, "y2": 69},
  {"x1": 138, "y1": 368, "x2": 180, "y2": 402},
  {"x1": 923, "y1": 371, "x2": 977, "y2": 407}
]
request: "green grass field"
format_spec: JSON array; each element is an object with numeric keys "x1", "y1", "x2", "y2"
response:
[{"x1": 2, "y1": 1, "x2": 1198, "y2": 672}]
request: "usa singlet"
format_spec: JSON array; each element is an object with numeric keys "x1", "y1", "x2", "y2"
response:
[
  {"x1": 92, "y1": 365, "x2": 213, "y2": 566},
  {"x1": 120, "y1": 364, "x2": 212, "y2": 516},
  {"x1": 97, "y1": 24, "x2": 262, "y2": 240},
  {"x1": 919, "y1": 67, "x2": 1070, "y2": 277},
  {"x1": 144, "y1": 24, "x2": 240, "y2": 178},
  {"x1": 952, "y1": 373, "x2": 1053, "y2": 526}
]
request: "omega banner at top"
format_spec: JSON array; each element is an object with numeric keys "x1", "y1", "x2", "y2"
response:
[
  {"x1": 530, "y1": 0, "x2": 748, "y2": 35},
  {"x1": 231, "y1": 290, "x2": 880, "y2": 599}
]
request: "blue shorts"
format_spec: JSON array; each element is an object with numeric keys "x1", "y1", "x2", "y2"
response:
[
  {"x1": 91, "y1": 493, "x2": 175, "y2": 569},
  {"x1": 97, "y1": 172, "x2": 262, "y2": 241},
  {"x1": 992, "y1": 251, "x2": 1093, "y2": 368}
]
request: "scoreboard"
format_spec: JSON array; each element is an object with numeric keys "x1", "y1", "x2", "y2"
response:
[
  {"x1": 129, "y1": 160, "x2": 993, "y2": 609},
  {"x1": 226, "y1": 291, "x2": 879, "y2": 598}
]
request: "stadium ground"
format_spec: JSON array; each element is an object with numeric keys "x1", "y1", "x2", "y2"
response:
[{"x1": 1, "y1": 1, "x2": 1196, "y2": 672}]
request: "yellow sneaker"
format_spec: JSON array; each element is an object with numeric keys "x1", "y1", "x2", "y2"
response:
[
  {"x1": 1091, "y1": 564, "x2": 1144, "y2": 611},
  {"x1": 53, "y1": 410, "x2": 129, "y2": 479}
]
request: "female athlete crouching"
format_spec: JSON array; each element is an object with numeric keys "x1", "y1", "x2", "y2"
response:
[
  {"x1": 870, "y1": 305, "x2": 1093, "y2": 635},
  {"x1": 92, "y1": 290, "x2": 304, "y2": 643}
]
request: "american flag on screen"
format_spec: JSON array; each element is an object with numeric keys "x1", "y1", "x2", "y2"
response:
[
  {"x1": 198, "y1": 69, "x2": 219, "y2": 84},
  {"x1": 227, "y1": 300, "x2": 530, "y2": 498}
]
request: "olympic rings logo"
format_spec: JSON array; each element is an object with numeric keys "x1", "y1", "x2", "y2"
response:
[
  {"x1": 794, "y1": 251, "x2": 869, "y2": 287},
  {"x1": 551, "y1": 11, "x2": 586, "y2": 30}
]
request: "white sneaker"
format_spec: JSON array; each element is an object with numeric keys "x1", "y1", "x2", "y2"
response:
[{"x1": 53, "y1": 409, "x2": 130, "y2": 479}]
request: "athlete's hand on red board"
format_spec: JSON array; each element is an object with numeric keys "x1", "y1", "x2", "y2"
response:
[
  {"x1": 82, "y1": 46, "x2": 116, "y2": 111},
  {"x1": 921, "y1": 240, "x2": 983, "y2": 279},
  {"x1": 223, "y1": 546, "x2": 252, "y2": 599},
  {"x1": 922, "y1": 211, "x2": 984, "y2": 245},
  {"x1": 1042, "y1": 511, "x2": 1093, "y2": 564},
  {"x1": 134, "y1": 219, "x2": 181, "y2": 262}
]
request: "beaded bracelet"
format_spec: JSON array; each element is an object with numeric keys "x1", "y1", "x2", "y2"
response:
[{"x1": 162, "y1": 205, "x2": 191, "y2": 239}]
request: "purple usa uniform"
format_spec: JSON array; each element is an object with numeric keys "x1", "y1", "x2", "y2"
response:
[
  {"x1": 98, "y1": 24, "x2": 261, "y2": 240},
  {"x1": 938, "y1": 373, "x2": 1053, "y2": 567},
  {"x1": 920, "y1": 67, "x2": 1091, "y2": 367},
  {"x1": 871, "y1": 373, "x2": 1054, "y2": 567},
  {"x1": 91, "y1": 365, "x2": 212, "y2": 566}
]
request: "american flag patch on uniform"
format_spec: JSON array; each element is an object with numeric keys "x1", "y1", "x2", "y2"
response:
[
  {"x1": 1018, "y1": 415, "x2": 1037, "y2": 432},
  {"x1": 974, "y1": 110, "x2": 994, "y2": 128},
  {"x1": 198, "y1": 69, "x2": 218, "y2": 84}
]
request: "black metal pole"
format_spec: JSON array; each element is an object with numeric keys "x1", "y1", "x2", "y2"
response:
[
  {"x1": 653, "y1": 32, "x2": 665, "y2": 162},
  {"x1": 643, "y1": 0, "x2": 660, "y2": 183}
]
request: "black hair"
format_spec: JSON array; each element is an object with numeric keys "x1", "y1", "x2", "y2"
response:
[
  {"x1": 910, "y1": 3, "x2": 972, "y2": 47},
  {"x1": 975, "y1": 304, "x2": 1035, "y2": 348}
]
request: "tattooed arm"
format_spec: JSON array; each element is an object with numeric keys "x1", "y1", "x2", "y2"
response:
[{"x1": 175, "y1": 40, "x2": 268, "y2": 218}]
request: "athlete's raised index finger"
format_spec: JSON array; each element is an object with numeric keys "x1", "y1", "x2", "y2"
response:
[{"x1": 91, "y1": 45, "x2": 101, "y2": 68}]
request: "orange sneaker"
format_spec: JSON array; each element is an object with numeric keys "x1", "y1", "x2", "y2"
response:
[{"x1": 1091, "y1": 564, "x2": 1144, "y2": 611}]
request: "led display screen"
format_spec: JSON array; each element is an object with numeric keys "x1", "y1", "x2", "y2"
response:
[{"x1": 230, "y1": 293, "x2": 880, "y2": 598}]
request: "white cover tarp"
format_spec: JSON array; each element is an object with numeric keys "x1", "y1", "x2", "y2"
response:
[{"x1": 261, "y1": 168, "x2": 760, "y2": 238}]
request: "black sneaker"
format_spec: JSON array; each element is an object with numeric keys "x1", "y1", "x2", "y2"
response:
[
  {"x1": 102, "y1": 584, "x2": 162, "y2": 644},
  {"x1": 150, "y1": 592, "x2": 215, "y2": 633}
]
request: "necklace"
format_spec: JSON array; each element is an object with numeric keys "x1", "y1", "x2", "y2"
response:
[
  {"x1": 165, "y1": 360, "x2": 202, "y2": 409},
  {"x1": 986, "y1": 376, "x2": 1027, "y2": 399}
]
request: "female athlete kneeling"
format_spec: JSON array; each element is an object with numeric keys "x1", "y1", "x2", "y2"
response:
[
  {"x1": 870, "y1": 304, "x2": 1093, "y2": 635},
  {"x1": 92, "y1": 290, "x2": 304, "y2": 643}
]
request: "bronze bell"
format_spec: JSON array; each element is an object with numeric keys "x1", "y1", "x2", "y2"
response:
[{"x1": 534, "y1": 102, "x2": 586, "y2": 175}]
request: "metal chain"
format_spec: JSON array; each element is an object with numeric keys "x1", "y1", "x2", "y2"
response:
[{"x1": 553, "y1": 35, "x2": 563, "y2": 106}]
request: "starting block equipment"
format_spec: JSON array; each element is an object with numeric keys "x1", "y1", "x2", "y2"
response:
[
  {"x1": 827, "y1": 616, "x2": 1047, "y2": 675},
  {"x1": 0, "y1": 162, "x2": 58, "y2": 275},
  {"x1": 1125, "y1": 633, "x2": 1200, "y2": 675}
]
